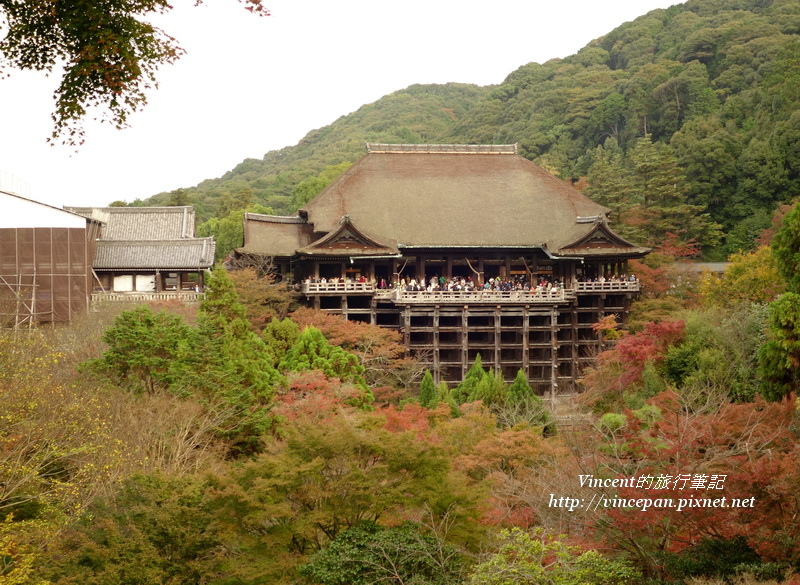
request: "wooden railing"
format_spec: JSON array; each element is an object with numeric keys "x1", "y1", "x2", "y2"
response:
[
  {"x1": 375, "y1": 289, "x2": 574, "y2": 304},
  {"x1": 91, "y1": 292, "x2": 204, "y2": 303},
  {"x1": 301, "y1": 281, "x2": 640, "y2": 302},
  {"x1": 575, "y1": 281, "x2": 639, "y2": 292},
  {"x1": 302, "y1": 282, "x2": 376, "y2": 294}
]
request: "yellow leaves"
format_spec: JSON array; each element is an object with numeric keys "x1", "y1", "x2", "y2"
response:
[
  {"x1": 0, "y1": 519, "x2": 50, "y2": 585},
  {"x1": 699, "y1": 246, "x2": 785, "y2": 307}
]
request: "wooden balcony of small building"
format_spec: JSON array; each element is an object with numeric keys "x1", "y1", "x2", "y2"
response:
[
  {"x1": 301, "y1": 280, "x2": 377, "y2": 295},
  {"x1": 574, "y1": 279, "x2": 640, "y2": 293},
  {"x1": 91, "y1": 290, "x2": 205, "y2": 303}
]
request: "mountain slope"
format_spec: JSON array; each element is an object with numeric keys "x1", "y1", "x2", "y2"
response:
[{"x1": 146, "y1": 0, "x2": 800, "y2": 257}]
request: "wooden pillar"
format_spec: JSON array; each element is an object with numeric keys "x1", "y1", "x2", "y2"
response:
[
  {"x1": 403, "y1": 306, "x2": 411, "y2": 349},
  {"x1": 494, "y1": 306, "x2": 502, "y2": 376},
  {"x1": 477, "y1": 257, "x2": 485, "y2": 287},
  {"x1": 571, "y1": 303, "x2": 579, "y2": 385},
  {"x1": 433, "y1": 306, "x2": 440, "y2": 384},
  {"x1": 313, "y1": 260, "x2": 320, "y2": 280},
  {"x1": 418, "y1": 256, "x2": 426, "y2": 282},
  {"x1": 461, "y1": 306, "x2": 469, "y2": 380},
  {"x1": 550, "y1": 307, "x2": 559, "y2": 400},
  {"x1": 522, "y1": 305, "x2": 530, "y2": 382},
  {"x1": 445, "y1": 256, "x2": 453, "y2": 279}
]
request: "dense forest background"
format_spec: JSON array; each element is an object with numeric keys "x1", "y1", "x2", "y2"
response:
[
  {"x1": 131, "y1": 0, "x2": 800, "y2": 261},
  {"x1": 7, "y1": 0, "x2": 800, "y2": 584}
]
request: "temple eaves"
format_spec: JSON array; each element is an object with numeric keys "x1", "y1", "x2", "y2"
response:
[{"x1": 365, "y1": 143, "x2": 518, "y2": 154}]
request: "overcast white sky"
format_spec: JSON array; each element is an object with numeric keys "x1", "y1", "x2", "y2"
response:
[{"x1": 0, "y1": 0, "x2": 678, "y2": 208}]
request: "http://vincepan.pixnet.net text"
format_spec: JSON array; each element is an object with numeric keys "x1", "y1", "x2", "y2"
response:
[{"x1": 549, "y1": 474, "x2": 755, "y2": 512}]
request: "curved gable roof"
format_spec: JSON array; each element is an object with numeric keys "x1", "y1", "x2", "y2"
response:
[{"x1": 300, "y1": 145, "x2": 622, "y2": 253}]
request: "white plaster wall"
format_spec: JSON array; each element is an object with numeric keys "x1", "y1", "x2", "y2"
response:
[
  {"x1": 0, "y1": 193, "x2": 86, "y2": 228},
  {"x1": 135, "y1": 274, "x2": 156, "y2": 292},
  {"x1": 113, "y1": 275, "x2": 134, "y2": 292}
]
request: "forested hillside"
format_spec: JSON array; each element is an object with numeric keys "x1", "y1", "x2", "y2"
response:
[
  {"x1": 141, "y1": 0, "x2": 800, "y2": 261},
  {"x1": 10, "y1": 1, "x2": 800, "y2": 582}
]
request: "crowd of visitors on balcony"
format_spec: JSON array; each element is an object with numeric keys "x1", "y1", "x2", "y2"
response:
[
  {"x1": 576, "y1": 273, "x2": 638, "y2": 283},
  {"x1": 303, "y1": 272, "x2": 638, "y2": 292},
  {"x1": 390, "y1": 274, "x2": 568, "y2": 294}
]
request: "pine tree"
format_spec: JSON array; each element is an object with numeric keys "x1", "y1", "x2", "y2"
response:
[
  {"x1": 189, "y1": 268, "x2": 281, "y2": 452},
  {"x1": 262, "y1": 317, "x2": 300, "y2": 366},
  {"x1": 418, "y1": 370, "x2": 436, "y2": 408},
  {"x1": 453, "y1": 354, "x2": 487, "y2": 404},
  {"x1": 630, "y1": 134, "x2": 722, "y2": 250},
  {"x1": 469, "y1": 370, "x2": 509, "y2": 406},
  {"x1": 508, "y1": 369, "x2": 534, "y2": 401},
  {"x1": 280, "y1": 326, "x2": 368, "y2": 390},
  {"x1": 586, "y1": 142, "x2": 637, "y2": 226}
]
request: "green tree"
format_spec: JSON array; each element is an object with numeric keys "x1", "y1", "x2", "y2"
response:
[
  {"x1": 218, "y1": 411, "x2": 474, "y2": 557},
  {"x1": 279, "y1": 326, "x2": 368, "y2": 390},
  {"x1": 83, "y1": 305, "x2": 195, "y2": 394},
  {"x1": 468, "y1": 528, "x2": 640, "y2": 585},
  {"x1": 585, "y1": 142, "x2": 638, "y2": 233},
  {"x1": 262, "y1": 317, "x2": 300, "y2": 366},
  {"x1": 289, "y1": 162, "x2": 352, "y2": 211},
  {"x1": 630, "y1": 134, "x2": 722, "y2": 250},
  {"x1": 40, "y1": 473, "x2": 225, "y2": 585},
  {"x1": 507, "y1": 369, "x2": 534, "y2": 401},
  {"x1": 758, "y1": 293, "x2": 800, "y2": 401},
  {"x1": 166, "y1": 188, "x2": 189, "y2": 206},
  {"x1": 0, "y1": 0, "x2": 268, "y2": 145},
  {"x1": 771, "y1": 203, "x2": 800, "y2": 294},
  {"x1": 453, "y1": 354, "x2": 488, "y2": 404},
  {"x1": 187, "y1": 268, "x2": 280, "y2": 451},
  {"x1": 419, "y1": 370, "x2": 437, "y2": 408},
  {"x1": 758, "y1": 204, "x2": 800, "y2": 400},
  {"x1": 469, "y1": 370, "x2": 508, "y2": 407},
  {"x1": 300, "y1": 521, "x2": 465, "y2": 585}
]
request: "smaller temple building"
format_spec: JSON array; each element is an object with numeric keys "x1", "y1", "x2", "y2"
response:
[
  {"x1": 66, "y1": 206, "x2": 215, "y2": 296},
  {"x1": 235, "y1": 144, "x2": 649, "y2": 392}
]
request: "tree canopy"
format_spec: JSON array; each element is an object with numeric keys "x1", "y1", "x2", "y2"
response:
[{"x1": 0, "y1": 0, "x2": 267, "y2": 145}]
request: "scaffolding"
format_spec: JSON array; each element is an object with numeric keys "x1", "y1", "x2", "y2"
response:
[
  {"x1": 0, "y1": 227, "x2": 93, "y2": 327},
  {"x1": 0, "y1": 274, "x2": 43, "y2": 328}
]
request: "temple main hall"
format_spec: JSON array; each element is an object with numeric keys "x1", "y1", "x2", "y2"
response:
[{"x1": 236, "y1": 144, "x2": 649, "y2": 393}]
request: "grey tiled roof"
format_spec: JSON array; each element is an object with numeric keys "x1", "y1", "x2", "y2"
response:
[
  {"x1": 93, "y1": 238, "x2": 216, "y2": 270},
  {"x1": 65, "y1": 206, "x2": 196, "y2": 240}
]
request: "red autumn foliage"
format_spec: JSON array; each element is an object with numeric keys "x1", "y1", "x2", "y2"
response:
[
  {"x1": 584, "y1": 390, "x2": 800, "y2": 575},
  {"x1": 290, "y1": 307, "x2": 423, "y2": 390},
  {"x1": 380, "y1": 402, "x2": 451, "y2": 439},
  {"x1": 272, "y1": 370, "x2": 369, "y2": 422},
  {"x1": 614, "y1": 320, "x2": 685, "y2": 384},
  {"x1": 585, "y1": 320, "x2": 685, "y2": 396},
  {"x1": 655, "y1": 231, "x2": 701, "y2": 259},
  {"x1": 757, "y1": 200, "x2": 798, "y2": 247},
  {"x1": 628, "y1": 259, "x2": 671, "y2": 297}
]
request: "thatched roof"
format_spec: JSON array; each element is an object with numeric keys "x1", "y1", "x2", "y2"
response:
[
  {"x1": 239, "y1": 213, "x2": 315, "y2": 257},
  {"x1": 243, "y1": 144, "x2": 648, "y2": 258}
]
